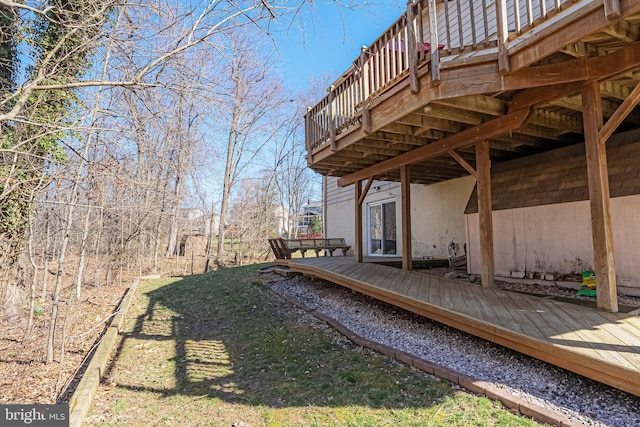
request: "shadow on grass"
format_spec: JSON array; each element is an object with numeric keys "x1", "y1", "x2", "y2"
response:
[{"x1": 108, "y1": 263, "x2": 457, "y2": 411}]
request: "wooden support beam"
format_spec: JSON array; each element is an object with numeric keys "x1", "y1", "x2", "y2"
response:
[
  {"x1": 448, "y1": 150, "x2": 476, "y2": 177},
  {"x1": 337, "y1": 109, "x2": 531, "y2": 187},
  {"x1": 475, "y1": 140, "x2": 495, "y2": 288},
  {"x1": 406, "y1": 0, "x2": 420, "y2": 94},
  {"x1": 582, "y1": 82, "x2": 618, "y2": 313},
  {"x1": 401, "y1": 166, "x2": 412, "y2": 271},
  {"x1": 437, "y1": 41, "x2": 640, "y2": 99},
  {"x1": 600, "y1": 82, "x2": 640, "y2": 143},
  {"x1": 509, "y1": 82, "x2": 585, "y2": 112},
  {"x1": 427, "y1": 0, "x2": 441, "y2": 85},
  {"x1": 355, "y1": 181, "x2": 363, "y2": 263}
]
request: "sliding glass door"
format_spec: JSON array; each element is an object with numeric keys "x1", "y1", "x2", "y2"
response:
[{"x1": 368, "y1": 201, "x2": 397, "y2": 255}]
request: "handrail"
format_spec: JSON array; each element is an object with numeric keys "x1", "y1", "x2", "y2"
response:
[{"x1": 305, "y1": 0, "x2": 584, "y2": 158}]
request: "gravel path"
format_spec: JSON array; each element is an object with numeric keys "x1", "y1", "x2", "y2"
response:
[{"x1": 271, "y1": 275, "x2": 640, "y2": 427}]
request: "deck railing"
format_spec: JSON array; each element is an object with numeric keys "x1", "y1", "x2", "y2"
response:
[{"x1": 305, "y1": 0, "x2": 585, "y2": 157}]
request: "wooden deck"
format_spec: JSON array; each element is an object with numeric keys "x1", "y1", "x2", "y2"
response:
[
  {"x1": 305, "y1": 0, "x2": 640, "y2": 184},
  {"x1": 279, "y1": 256, "x2": 640, "y2": 397}
]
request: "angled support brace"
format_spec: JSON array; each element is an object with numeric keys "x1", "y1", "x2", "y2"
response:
[{"x1": 448, "y1": 150, "x2": 477, "y2": 177}]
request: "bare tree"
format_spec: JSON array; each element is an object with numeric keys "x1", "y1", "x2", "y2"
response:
[{"x1": 204, "y1": 31, "x2": 291, "y2": 268}]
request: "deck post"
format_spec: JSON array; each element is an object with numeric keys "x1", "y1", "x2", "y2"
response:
[
  {"x1": 475, "y1": 140, "x2": 495, "y2": 288},
  {"x1": 305, "y1": 107, "x2": 313, "y2": 164},
  {"x1": 355, "y1": 180, "x2": 363, "y2": 263},
  {"x1": 604, "y1": 0, "x2": 621, "y2": 20},
  {"x1": 406, "y1": 0, "x2": 420, "y2": 94},
  {"x1": 582, "y1": 81, "x2": 618, "y2": 313},
  {"x1": 328, "y1": 86, "x2": 337, "y2": 151},
  {"x1": 496, "y1": 0, "x2": 510, "y2": 73},
  {"x1": 401, "y1": 165, "x2": 412, "y2": 270},
  {"x1": 427, "y1": 0, "x2": 441, "y2": 85},
  {"x1": 360, "y1": 46, "x2": 372, "y2": 134}
]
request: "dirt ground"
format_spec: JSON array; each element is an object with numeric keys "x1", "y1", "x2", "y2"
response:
[
  {"x1": 0, "y1": 282, "x2": 126, "y2": 404},
  {"x1": 0, "y1": 253, "x2": 236, "y2": 405}
]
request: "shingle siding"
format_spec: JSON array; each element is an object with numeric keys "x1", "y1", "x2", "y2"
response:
[{"x1": 465, "y1": 129, "x2": 640, "y2": 214}]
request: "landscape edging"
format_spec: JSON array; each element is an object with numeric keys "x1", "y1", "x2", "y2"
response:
[
  {"x1": 271, "y1": 284, "x2": 581, "y2": 427},
  {"x1": 67, "y1": 277, "x2": 140, "y2": 427}
]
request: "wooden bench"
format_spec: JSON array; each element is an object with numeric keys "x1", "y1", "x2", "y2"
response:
[{"x1": 268, "y1": 238, "x2": 351, "y2": 259}]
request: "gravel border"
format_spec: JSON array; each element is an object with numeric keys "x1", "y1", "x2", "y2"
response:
[{"x1": 270, "y1": 274, "x2": 640, "y2": 427}]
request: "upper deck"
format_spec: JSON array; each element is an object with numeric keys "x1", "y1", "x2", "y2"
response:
[{"x1": 305, "y1": 0, "x2": 640, "y2": 186}]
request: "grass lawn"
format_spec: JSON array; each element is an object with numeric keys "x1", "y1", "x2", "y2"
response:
[{"x1": 86, "y1": 264, "x2": 544, "y2": 426}]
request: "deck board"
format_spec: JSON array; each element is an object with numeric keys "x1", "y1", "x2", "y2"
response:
[{"x1": 280, "y1": 256, "x2": 640, "y2": 397}]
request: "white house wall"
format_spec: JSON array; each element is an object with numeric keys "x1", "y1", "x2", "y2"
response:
[
  {"x1": 325, "y1": 176, "x2": 357, "y2": 251},
  {"x1": 466, "y1": 194, "x2": 640, "y2": 295},
  {"x1": 411, "y1": 176, "x2": 476, "y2": 259},
  {"x1": 325, "y1": 175, "x2": 474, "y2": 259}
]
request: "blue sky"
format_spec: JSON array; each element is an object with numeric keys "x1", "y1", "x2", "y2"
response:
[{"x1": 273, "y1": 1, "x2": 405, "y2": 91}]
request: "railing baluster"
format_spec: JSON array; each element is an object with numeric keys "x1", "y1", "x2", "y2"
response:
[
  {"x1": 540, "y1": 0, "x2": 547, "y2": 19},
  {"x1": 402, "y1": 20, "x2": 408, "y2": 73},
  {"x1": 391, "y1": 25, "x2": 397, "y2": 80},
  {"x1": 526, "y1": 0, "x2": 534, "y2": 26},
  {"x1": 383, "y1": 34, "x2": 390, "y2": 89},
  {"x1": 514, "y1": 0, "x2": 522, "y2": 33},
  {"x1": 375, "y1": 43, "x2": 381, "y2": 94},
  {"x1": 456, "y1": 0, "x2": 464, "y2": 51},
  {"x1": 482, "y1": 0, "x2": 490, "y2": 45},
  {"x1": 469, "y1": 0, "x2": 477, "y2": 49},
  {"x1": 443, "y1": 0, "x2": 452, "y2": 55},
  {"x1": 417, "y1": 0, "x2": 425, "y2": 60}
]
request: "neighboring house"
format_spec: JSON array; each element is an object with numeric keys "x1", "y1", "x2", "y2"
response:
[
  {"x1": 297, "y1": 200, "x2": 323, "y2": 233},
  {"x1": 307, "y1": 0, "x2": 640, "y2": 312},
  {"x1": 176, "y1": 208, "x2": 215, "y2": 257},
  {"x1": 179, "y1": 208, "x2": 213, "y2": 236}
]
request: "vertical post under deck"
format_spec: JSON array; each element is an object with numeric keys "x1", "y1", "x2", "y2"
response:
[
  {"x1": 476, "y1": 140, "x2": 495, "y2": 288},
  {"x1": 582, "y1": 82, "x2": 618, "y2": 313},
  {"x1": 401, "y1": 166, "x2": 412, "y2": 270},
  {"x1": 355, "y1": 181, "x2": 363, "y2": 263}
]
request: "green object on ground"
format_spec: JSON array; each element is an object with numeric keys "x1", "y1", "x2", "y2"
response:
[{"x1": 576, "y1": 289, "x2": 597, "y2": 297}]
